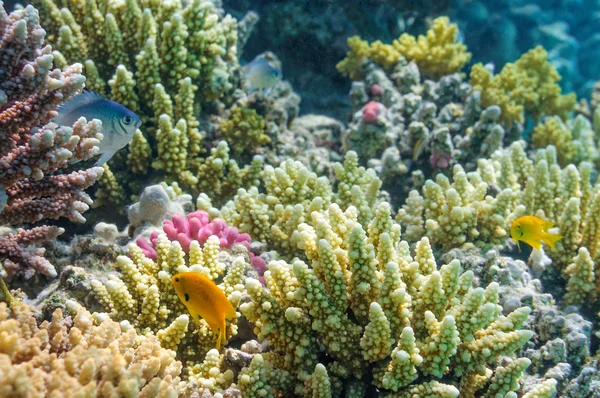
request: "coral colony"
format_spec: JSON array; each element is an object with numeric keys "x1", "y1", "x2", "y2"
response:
[{"x1": 1, "y1": 1, "x2": 599, "y2": 397}]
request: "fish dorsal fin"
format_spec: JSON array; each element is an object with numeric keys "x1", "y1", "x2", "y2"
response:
[
  {"x1": 55, "y1": 89, "x2": 105, "y2": 122},
  {"x1": 542, "y1": 220, "x2": 555, "y2": 230}
]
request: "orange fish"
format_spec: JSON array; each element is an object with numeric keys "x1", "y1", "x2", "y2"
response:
[
  {"x1": 510, "y1": 215, "x2": 563, "y2": 250},
  {"x1": 171, "y1": 272, "x2": 237, "y2": 349}
]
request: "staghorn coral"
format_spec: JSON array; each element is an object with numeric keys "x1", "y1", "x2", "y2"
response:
[
  {"x1": 337, "y1": 16, "x2": 471, "y2": 80},
  {"x1": 470, "y1": 46, "x2": 576, "y2": 128},
  {"x1": 0, "y1": 300, "x2": 182, "y2": 396},
  {"x1": 0, "y1": 3, "x2": 103, "y2": 280}
]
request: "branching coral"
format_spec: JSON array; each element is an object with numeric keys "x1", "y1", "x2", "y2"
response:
[
  {"x1": 392, "y1": 16, "x2": 471, "y2": 79},
  {"x1": 0, "y1": 300, "x2": 182, "y2": 396},
  {"x1": 207, "y1": 151, "x2": 382, "y2": 254},
  {"x1": 0, "y1": 4, "x2": 103, "y2": 279},
  {"x1": 239, "y1": 200, "x2": 533, "y2": 395},
  {"x1": 218, "y1": 107, "x2": 270, "y2": 157},
  {"x1": 532, "y1": 114, "x2": 599, "y2": 167},
  {"x1": 181, "y1": 140, "x2": 264, "y2": 206},
  {"x1": 90, "y1": 235, "x2": 248, "y2": 369},
  {"x1": 31, "y1": 0, "x2": 245, "y2": 207},
  {"x1": 470, "y1": 46, "x2": 576, "y2": 127},
  {"x1": 337, "y1": 16, "x2": 470, "y2": 80},
  {"x1": 399, "y1": 141, "x2": 600, "y2": 308},
  {"x1": 337, "y1": 34, "x2": 525, "y2": 205}
]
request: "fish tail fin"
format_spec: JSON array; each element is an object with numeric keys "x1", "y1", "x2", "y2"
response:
[{"x1": 543, "y1": 233, "x2": 563, "y2": 249}]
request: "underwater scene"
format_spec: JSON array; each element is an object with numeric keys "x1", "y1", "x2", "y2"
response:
[{"x1": 1, "y1": 0, "x2": 600, "y2": 396}]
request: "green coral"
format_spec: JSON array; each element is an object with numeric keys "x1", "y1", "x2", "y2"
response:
[
  {"x1": 470, "y1": 46, "x2": 576, "y2": 127},
  {"x1": 219, "y1": 107, "x2": 270, "y2": 157},
  {"x1": 532, "y1": 115, "x2": 599, "y2": 167},
  {"x1": 94, "y1": 164, "x2": 126, "y2": 211},
  {"x1": 32, "y1": 0, "x2": 240, "y2": 206},
  {"x1": 239, "y1": 206, "x2": 532, "y2": 395},
  {"x1": 337, "y1": 16, "x2": 470, "y2": 80}
]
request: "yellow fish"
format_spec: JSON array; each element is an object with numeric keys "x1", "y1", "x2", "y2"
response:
[
  {"x1": 510, "y1": 215, "x2": 563, "y2": 250},
  {"x1": 171, "y1": 272, "x2": 237, "y2": 349}
]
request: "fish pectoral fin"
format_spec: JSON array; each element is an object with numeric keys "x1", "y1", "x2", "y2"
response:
[
  {"x1": 219, "y1": 319, "x2": 227, "y2": 349},
  {"x1": 225, "y1": 305, "x2": 237, "y2": 320},
  {"x1": 524, "y1": 238, "x2": 542, "y2": 250},
  {"x1": 95, "y1": 150, "x2": 118, "y2": 166}
]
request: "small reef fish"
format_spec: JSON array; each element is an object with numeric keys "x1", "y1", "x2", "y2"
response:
[
  {"x1": 510, "y1": 215, "x2": 563, "y2": 250},
  {"x1": 53, "y1": 90, "x2": 141, "y2": 166},
  {"x1": 245, "y1": 57, "x2": 282, "y2": 92},
  {"x1": 171, "y1": 272, "x2": 237, "y2": 349}
]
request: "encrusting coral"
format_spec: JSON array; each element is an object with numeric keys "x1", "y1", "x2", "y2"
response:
[
  {"x1": 0, "y1": 300, "x2": 182, "y2": 396},
  {"x1": 0, "y1": 3, "x2": 103, "y2": 280}
]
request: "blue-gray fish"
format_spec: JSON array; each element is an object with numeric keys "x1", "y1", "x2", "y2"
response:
[
  {"x1": 53, "y1": 90, "x2": 141, "y2": 166},
  {"x1": 245, "y1": 57, "x2": 282, "y2": 92}
]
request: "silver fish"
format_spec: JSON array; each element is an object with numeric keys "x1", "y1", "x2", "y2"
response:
[
  {"x1": 245, "y1": 57, "x2": 282, "y2": 92},
  {"x1": 53, "y1": 90, "x2": 141, "y2": 166}
]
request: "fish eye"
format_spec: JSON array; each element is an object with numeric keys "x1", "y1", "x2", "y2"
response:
[
  {"x1": 174, "y1": 277, "x2": 180, "y2": 282},
  {"x1": 122, "y1": 115, "x2": 134, "y2": 125}
]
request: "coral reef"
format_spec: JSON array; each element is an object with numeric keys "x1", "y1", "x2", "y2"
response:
[
  {"x1": 0, "y1": 300, "x2": 182, "y2": 396},
  {"x1": 3, "y1": 1, "x2": 599, "y2": 397},
  {"x1": 451, "y1": 0, "x2": 600, "y2": 99},
  {"x1": 337, "y1": 17, "x2": 471, "y2": 81},
  {"x1": 470, "y1": 46, "x2": 576, "y2": 127},
  {"x1": 338, "y1": 37, "x2": 525, "y2": 203},
  {"x1": 398, "y1": 142, "x2": 600, "y2": 312},
  {"x1": 0, "y1": 3, "x2": 103, "y2": 280},
  {"x1": 31, "y1": 0, "x2": 246, "y2": 207},
  {"x1": 89, "y1": 234, "x2": 249, "y2": 368},
  {"x1": 239, "y1": 203, "x2": 534, "y2": 395}
]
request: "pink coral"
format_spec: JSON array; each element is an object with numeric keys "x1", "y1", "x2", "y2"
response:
[
  {"x1": 0, "y1": 4, "x2": 103, "y2": 279},
  {"x1": 362, "y1": 101, "x2": 385, "y2": 124},
  {"x1": 429, "y1": 149, "x2": 451, "y2": 169},
  {"x1": 370, "y1": 83, "x2": 383, "y2": 96},
  {"x1": 0, "y1": 226, "x2": 63, "y2": 279},
  {"x1": 136, "y1": 211, "x2": 266, "y2": 276}
]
